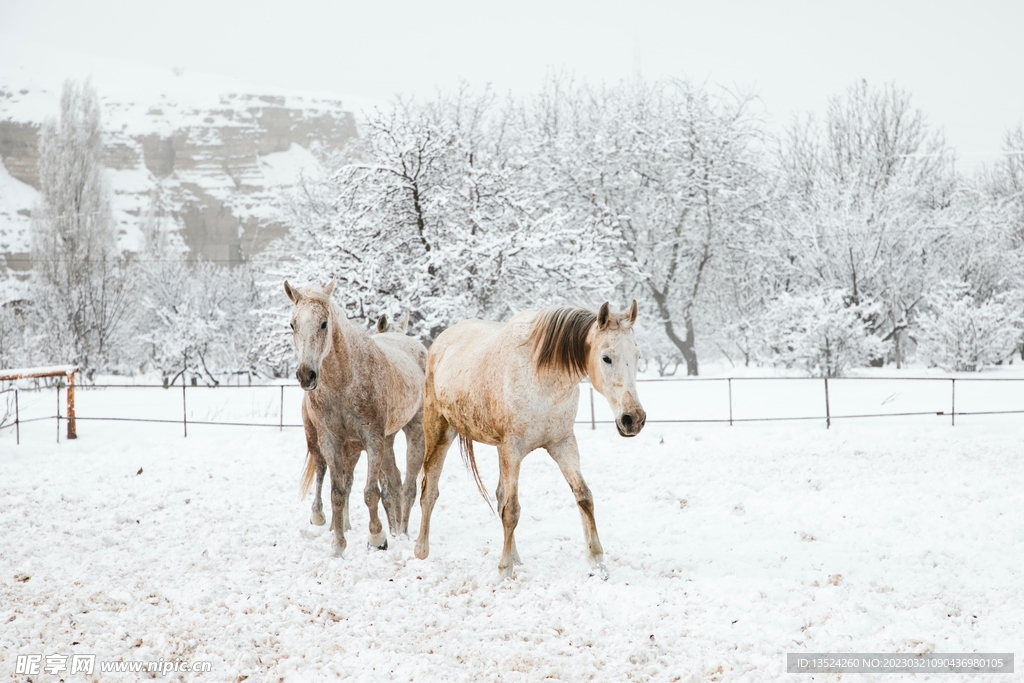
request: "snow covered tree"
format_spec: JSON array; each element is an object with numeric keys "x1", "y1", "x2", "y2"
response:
[
  {"x1": 758, "y1": 288, "x2": 884, "y2": 377},
  {"x1": 773, "y1": 81, "x2": 958, "y2": 368},
  {"x1": 915, "y1": 282, "x2": 1023, "y2": 371},
  {"x1": 29, "y1": 79, "x2": 132, "y2": 376},
  {"x1": 132, "y1": 214, "x2": 260, "y2": 384},
  {"x1": 273, "y1": 86, "x2": 620, "y2": 348},
  {"x1": 986, "y1": 125, "x2": 1024, "y2": 246},
  {"x1": 526, "y1": 77, "x2": 768, "y2": 375}
]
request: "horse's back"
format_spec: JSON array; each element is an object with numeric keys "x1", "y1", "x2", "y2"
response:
[
  {"x1": 370, "y1": 332, "x2": 428, "y2": 435},
  {"x1": 428, "y1": 317, "x2": 515, "y2": 385},
  {"x1": 373, "y1": 332, "x2": 427, "y2": 372},
  {"x1": 428, "y1": 313, "x2": 574, "y2": 447}
]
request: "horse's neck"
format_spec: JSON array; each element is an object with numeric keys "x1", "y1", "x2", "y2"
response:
[{"x1": 323, "y1": 312, "x2": 375, "y2": 386}]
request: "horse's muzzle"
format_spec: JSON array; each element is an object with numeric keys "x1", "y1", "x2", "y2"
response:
[
  {"x1": 297, "y1": 365, "x2": 318, "y2": 391},
  {"x1": 615, "y1": 408, "x2": 646, "y2": 437}
]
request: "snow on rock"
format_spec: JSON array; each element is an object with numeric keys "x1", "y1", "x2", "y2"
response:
[
  {"x1": 1, "y1": 384, "x2": 1021, "y2": 681},
  {"x1": 0, "y1": 159, "x2": 37, "y2": 257},
  {"x1": 0, "y1": 41, "x2": 356, "y2": 268}
]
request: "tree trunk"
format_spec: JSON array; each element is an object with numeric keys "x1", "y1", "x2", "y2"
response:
[{"x1": 650, "y1": 287, "x2": 699, "y2": 376}]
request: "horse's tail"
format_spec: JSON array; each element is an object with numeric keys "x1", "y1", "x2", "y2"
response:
[
  {"x1": 300, "y1": 450, "x2": 317, "y2": 498},
  {"x1": 458, "y1": 434, "x2": 494, "y2": 514}
]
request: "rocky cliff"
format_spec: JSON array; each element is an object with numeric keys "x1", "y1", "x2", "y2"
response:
[{"x1": 0, "y1": 84, "x2": 356, "y2": 276}]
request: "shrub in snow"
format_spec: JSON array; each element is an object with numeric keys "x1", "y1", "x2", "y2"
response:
[
  {"x1": 758, "y1": 289, "x2": 884, "y2": 377},
  {"x1": 914, "y1": 282, "x2": 1023, "y2": 372},
  {"x1": 132, "y1": 224, "x2": 260, "y2": 384}
]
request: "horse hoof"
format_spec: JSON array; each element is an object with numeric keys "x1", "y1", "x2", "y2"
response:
[
  {"x1": 413, "y1": 540, "x2": 429, "y2": 560},
  {"x1": 331, "y1": 543, "x2": 346, "y2": 558},
  {"x1": 368, "y1": 531, "x2": 388, "y2": 551},
  {"x1": 310, "y1": 511, "x2": 326, "y2": 526},
  {"x1": 498, "y1": 564, "x2": 514, "y2": 580},
  {"x1": 589, "y1": 564, "x2": 610, "y2": 581}
]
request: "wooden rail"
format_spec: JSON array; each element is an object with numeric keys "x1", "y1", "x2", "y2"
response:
[{"x1": 0, "y1": 365, "x2": 79, "y2": 439}]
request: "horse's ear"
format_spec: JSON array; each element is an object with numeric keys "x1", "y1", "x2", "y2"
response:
[
  {"x1": 284, "y1": 280, "x2": 301, "y2": 304},
  {"x1": 398, "y1": 310, "x2": 410, "y2": 334},
  {"x1": 323, "y1": 279, "x2": 336, "y2": 297},
  {"x1": 597, "y1": 302, "x2": 611, "y2": 329},
  {"x1": 375, "y1": 314, "x2": 388, "y2": 333},
  {"x1": 624, "y1": 299, "x2": 638, "y2": 326}
]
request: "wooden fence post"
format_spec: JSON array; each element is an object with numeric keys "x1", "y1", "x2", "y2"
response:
[
  {"x1": 66, "y1": 369, "x2": 77, "y2": 439},
  {"x1": 14, "y1": 388, "x2": 19, "y2": 445}
]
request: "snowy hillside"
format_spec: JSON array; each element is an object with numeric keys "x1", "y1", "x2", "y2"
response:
[{"x1": 0, "y1": 41, "x2": 365, "y2": 271}]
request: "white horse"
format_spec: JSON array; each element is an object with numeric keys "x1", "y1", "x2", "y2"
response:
[
  {"x1": 286, "y1": 280, "x2": 426, "y2": 554},
  {"x1": 414, "y1": 302, "x2": 646, "y2": 578}
]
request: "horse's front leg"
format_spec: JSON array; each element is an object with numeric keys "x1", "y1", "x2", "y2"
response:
[
  {"x1": 360, "y1": 428, "x2": 401, "y2": 550},
  {"x1": 320, "y1": 432, "x2": 354, "y2": 557},
  {"x1": 545, "y1": 433, "x2": 608, "y2": 580},
  {"x1": 340, "y1": 441, "x2": 361, "y2": 532},
  {"x1": 311, "y1": 453, "x2": 327, "y2": 526},
  {"x1": 302, "y1": 401, "x2": 327, "y2": 526}
]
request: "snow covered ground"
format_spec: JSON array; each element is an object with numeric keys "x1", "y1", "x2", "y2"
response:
[{"x1": 1, "y1": 380, "x2": 1022, "y2": 681}]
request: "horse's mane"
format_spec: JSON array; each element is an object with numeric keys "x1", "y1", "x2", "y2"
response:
[
  {"x1": 528, "y1": 307, "x2": 597, "y2": 377},
  {"x1": 300, "y1": 288, "x2": 335, "y2": 307}
]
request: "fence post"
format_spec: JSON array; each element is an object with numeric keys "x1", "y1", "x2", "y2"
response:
[
  {"x1": 14, "y1": 388, "x2": 19, "y2": 445},
  {"x1": 182, "y1": 378, "x2": 188, "y2": 438},
  {"x1": 66, "y1": 369, "x2": 77, "y2": 440},
  {"x1": 824, "y1": 377, "x2": 831, "y2": 429},
  {"x1": 56, "y1": 382, "x2": 61, "y2": 443},
  {"x1": 951, "y1": 378, "x2": 955, "y2": 427},
  {"x1": 590, "y1": 386, "x2": 596, "y2": 430},
  {"x1": 728, "y1": 378, "x2": 734, "y2": 427},
  {"x1": 279, "y1": 385, "x2": 284, "y2": 432}
]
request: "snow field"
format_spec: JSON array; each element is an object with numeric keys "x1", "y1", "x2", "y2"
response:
[{"x1": 1, "y1": 385, "x2": 1023, "y2": 682}]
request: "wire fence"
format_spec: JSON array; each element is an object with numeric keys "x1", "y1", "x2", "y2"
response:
[{"x1": 3, "y1": 374, "x2": 1024, "y2": 445}]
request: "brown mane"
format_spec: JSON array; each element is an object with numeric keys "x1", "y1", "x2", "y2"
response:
[{"x1": 528, "y1": 307, "x2": 597, "y2": 377}]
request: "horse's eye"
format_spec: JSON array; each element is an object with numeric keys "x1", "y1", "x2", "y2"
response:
[
  {"x1": 602, "y1": 355, "x2": 612, "y2": 365},
  {"x1": 320, "y1": 320, "x2": 328, "y2": 330},
  {"x1": 289, "y1": 322, "x2": 294, "y2": 330}
]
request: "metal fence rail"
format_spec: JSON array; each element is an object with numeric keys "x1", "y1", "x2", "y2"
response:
[{"x1": 3, "y1": 375, "x2": 1024, "y2": 444}]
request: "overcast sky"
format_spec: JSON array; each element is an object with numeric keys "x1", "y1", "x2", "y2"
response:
[{"x1": 1, "y1": 0, "x2": 1021, "y2": 167}]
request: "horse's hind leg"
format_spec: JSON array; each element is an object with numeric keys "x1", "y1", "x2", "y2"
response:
[
  {"x1": 377, "y1": 433, "x2": 403, "y2": 537},
  {"x1": 496, "y1": 479, "x2": 521, "y2": 565},
  {"x1": 399, "y1": 410, "x2": 426, "y2": 536},
  {"x1": 545, "y1": 433, "x2": 608, "y2": 580},
  {"x1": 413, "y1": 404, "x2": 456, "y2": 560},
  {"x1": 496, "y1": 441, "x2": 526, "y2": 580}
]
